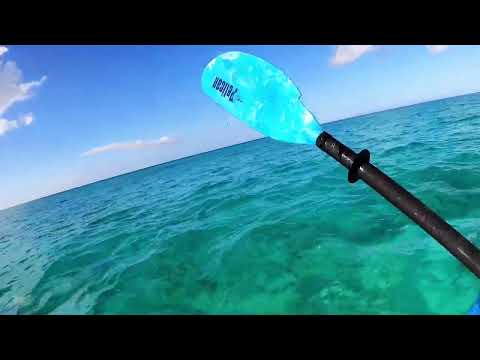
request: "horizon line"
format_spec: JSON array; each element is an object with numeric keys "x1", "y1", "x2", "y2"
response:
[
  {"x1": 2, "y1": 90, "x2": 479, "y2": 212},
  {"x1": 320, "y1": 90, "x2": 480, "y2": 125},
  {"x1": 0, "y1": 136, "x2": 266, "y2": 212}
]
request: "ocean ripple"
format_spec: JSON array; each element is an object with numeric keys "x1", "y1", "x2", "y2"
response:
[{"x1": 2, "y1": 93, "x2": 480, "y2": 314}]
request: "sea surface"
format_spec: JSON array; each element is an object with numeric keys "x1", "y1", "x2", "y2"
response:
[{"x1": 2, "y1": 93, "x2": 480, "y2": 314}]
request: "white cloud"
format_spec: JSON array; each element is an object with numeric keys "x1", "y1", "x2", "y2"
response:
[
  {"x1": 81, "y1": 136, "x2": 174, "y2": 157},
  {"x1": 0, "y1": 113, "x2": 34, "y2": 136},
  {"x1": 0, "y1": 52, "x2": 46, "y2": 136},
  {"x1": 21, "y1": 113, "x2": 34, "y2": 126},
  {"x1": 330, "y1": 45, "x2": 377, "y2": 66},
  {"x1": 426, "y1": 45, "x2": 449, "y2": 54},
  {"x1": 0, "y1": 61, "x2": 47, "y2": 115},
  {"x1": 0, "y1": 118, "x2": 18, "y2": 135}
]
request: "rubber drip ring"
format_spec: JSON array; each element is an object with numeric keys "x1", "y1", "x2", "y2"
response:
[{"x1": 348, "y1": 149, "x2": 370, "y2": 183}]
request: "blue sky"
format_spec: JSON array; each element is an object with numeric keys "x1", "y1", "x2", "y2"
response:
[{"x1": 1, "y1": 45, "x2": 480, "y2": 209}]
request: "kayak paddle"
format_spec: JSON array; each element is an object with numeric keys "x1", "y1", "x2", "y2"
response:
[
  {"x1": 201, "y1": 51, "x2": 480, "y2": 280},
  {"x1": 468, "y1": 296, "x2": 480, "y2": 315}
]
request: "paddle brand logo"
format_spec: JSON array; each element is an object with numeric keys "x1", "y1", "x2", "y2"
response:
[{"x1": 212, "y1": 77, "x2": 242, "y2": 103}]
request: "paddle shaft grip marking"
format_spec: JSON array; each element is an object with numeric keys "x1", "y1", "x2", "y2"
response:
[{"x1": 316, "y1": 131, "x2": 480, "y2": 279}]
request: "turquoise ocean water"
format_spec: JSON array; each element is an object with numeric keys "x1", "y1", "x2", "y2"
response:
[{"x1": 2, "y1": 93, "x2": 480, "y2": 314}]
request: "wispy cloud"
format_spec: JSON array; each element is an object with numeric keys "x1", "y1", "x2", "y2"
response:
[
  {"x1": 21, "y1": 113, "x2": 33, "y2": 126},
  {"x1": 0, "y1": 64, "x2": 47, "y2": 115},
  {"x1": 0, "y1": 46, "x2": 46, "y2": 136},
  {"x1": 0, "y1": 118, "x2": 18, "y2": 135},
  {"x1": 0, "y1": 113, "x2": 34, "y2": 136},
  {"x1": 81, "y1": 136, "x2": 174, "y2": 157},
  {"x1": 426, "y1": 45, "x2": 449, "y2": 54},
  {"x1": 330, "y1": 45, "x2": 377, "y2": 66}
]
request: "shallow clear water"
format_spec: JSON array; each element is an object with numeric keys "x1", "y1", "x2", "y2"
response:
[{"x1": 1, "y1": 93, "x2": 480, "y2": 314}]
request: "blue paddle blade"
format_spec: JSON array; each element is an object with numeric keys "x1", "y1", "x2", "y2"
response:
[
  {"x1": 468, "y1": 295, "x2": 480, "y2": 315},
  {"x1": 201, "y1": 51, "x2": 323, "y2": 145}
]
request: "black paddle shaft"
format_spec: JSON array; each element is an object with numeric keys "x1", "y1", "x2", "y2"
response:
[{"x1": 316, "y1": 131, "x2": 480, "y2": 279}]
